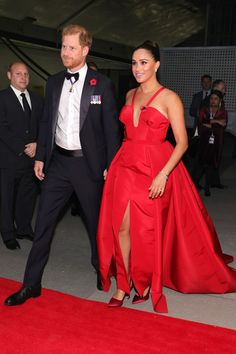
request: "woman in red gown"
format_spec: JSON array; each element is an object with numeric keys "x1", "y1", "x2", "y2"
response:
[{"x1": 97, "y1": 41, "x2": 236, "y2": 313}]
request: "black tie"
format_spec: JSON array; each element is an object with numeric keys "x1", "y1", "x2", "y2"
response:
[
  {"x1": 65, "y1": 72, "x2": 79, "y2": 83},
  {"x1": 20, "y1": 92, "x2": 31, "y2": 126}
]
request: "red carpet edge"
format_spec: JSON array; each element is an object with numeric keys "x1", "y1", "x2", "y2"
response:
[{"x1": 0, "y1": 277, "x2": 235, "y2": 354}]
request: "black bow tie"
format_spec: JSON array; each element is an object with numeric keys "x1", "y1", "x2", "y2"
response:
[{"x1": 65, "y1": 72, "x2": 79, "y2": 82}]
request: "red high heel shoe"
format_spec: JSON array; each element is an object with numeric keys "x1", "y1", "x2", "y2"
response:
[
  {"x1": 107, "y1": 293, "x2": 130, "y2": 308},
  {"x1": 132, "y1": 289, "x2": 150, "y2": 304}
]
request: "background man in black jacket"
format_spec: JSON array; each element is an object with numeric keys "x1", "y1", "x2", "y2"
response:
[
  {"x1": 0, "y1": 62, "x2": 43, "y2": 250},
  {"x1": 189, "y1": 74, "x2": 212, "y2": 137}
]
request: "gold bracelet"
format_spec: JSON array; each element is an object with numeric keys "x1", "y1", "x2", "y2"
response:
[{"x1": 160, "y1": 170, "x2": 169, "y2": 180}]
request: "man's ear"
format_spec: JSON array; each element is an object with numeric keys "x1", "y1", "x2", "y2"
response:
[
  {"x1": 7, "y1": 71, "x2": 11, "y2": 81},
  {"x1": 83, "y1": 46, "x2": 89, "y2": 57}
]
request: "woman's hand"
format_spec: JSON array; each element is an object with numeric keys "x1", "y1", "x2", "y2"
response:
[
  {"x1": 211, "y1": 119, "x2": 227, "y2": 127},
  {"x1": 203, "y1": 123, "x2": 211, "y2": 128},
  {"x1": 148, "y1": 171, "x2": 168, "y2": 198}
]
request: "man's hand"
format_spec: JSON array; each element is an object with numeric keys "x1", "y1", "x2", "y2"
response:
[
  {"x1": 34, "y1": 160, "x2": 45, "y2": 181},
  {"x1": 24, "y1": 142, "x2": 37, "y2": 158},
  {"x1": 103, "y1": 169, "x2": 107, "y2": 180}
]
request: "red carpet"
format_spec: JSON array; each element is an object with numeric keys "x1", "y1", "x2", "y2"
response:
[{"x1": 0, "y1": 278, "x2": 235, "y2": 353}]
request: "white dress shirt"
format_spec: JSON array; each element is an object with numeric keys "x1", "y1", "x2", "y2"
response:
[
  {"x1": 55, "y1": 64, "x2": 88, "y2": 150},
  {"x1": 11, "y1": 85, "x2": 32, "y2": 110},
  {"x1": 202, "y1": 90, "x2": 211, "y2": 99}
]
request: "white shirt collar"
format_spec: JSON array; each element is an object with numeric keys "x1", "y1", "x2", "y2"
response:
[
  {"x1": 67, "y1": 63, "x2": 88, "y2": 83},
  {"x1": 10, "y1": 85, "x2": 29, "y2": 98}
]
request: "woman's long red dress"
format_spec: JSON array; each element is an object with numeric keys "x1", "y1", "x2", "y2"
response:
[{"x1": 97, "y1": 87, "x2": 236, "y2": 313}]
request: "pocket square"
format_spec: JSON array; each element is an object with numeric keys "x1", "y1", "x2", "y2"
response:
[{"x1": 90, "y1": 95, "x2": 101, "y2": 104}]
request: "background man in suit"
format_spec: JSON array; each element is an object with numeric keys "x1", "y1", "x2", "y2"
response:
[
  {"x1": 0, "y1": 62, "x2": 43, "y2": 250},
  {"x1": 212, "y1": 79, "x2": 226, "y2": 98},
  {"x1": 189, "y1": 74, "x2": 212, "y2": 137},
  {"x1": 5, "y1": 23, "x2": 121, "y2": 306}
]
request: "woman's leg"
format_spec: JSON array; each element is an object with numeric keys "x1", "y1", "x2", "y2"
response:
[{"x1": 112, "y1": 203, "x2": 131, "y2": 300}]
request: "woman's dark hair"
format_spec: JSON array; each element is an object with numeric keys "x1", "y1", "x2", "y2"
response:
[
  {"x1": 210, "y1": 89, "x2": 223, "y2": 100},
  {"x1": 133, "y1": 40, "x2": 160, "y2": 62}
]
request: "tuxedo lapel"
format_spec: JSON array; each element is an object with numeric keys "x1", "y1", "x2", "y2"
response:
[
  {"x1": 28, "y1": 92, "x2": 34, "y2": 130},
  {"x1": 80, "y1": 70, "x2": 95, "y2": 131},
  {"x1": 29, "y1": 92, "x2": 34, "y2": 112},
  {"x1": 51, "y1": 72, "x2": 65, "y2": 134},
  {"x1": 8, "y1": 87, "x2": 24, "y2": 113}
]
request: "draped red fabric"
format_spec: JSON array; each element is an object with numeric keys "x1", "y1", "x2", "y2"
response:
[{"x1": 97, "y1": 88, "x2": 236, "y2": 313}]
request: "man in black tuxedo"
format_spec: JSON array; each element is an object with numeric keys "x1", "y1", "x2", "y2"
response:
[
  {"x1": 189, "y1": 74, "x2": 212, "y2": 137},
  {"x1": 5, "y1": 24, "x2": 121, "y2": 305},
  {"x1": 0, "y1": 62, "x2": 43, "y2": 250},
  {"x1": 187, "y1": 74, "x2": 212, "y2": 173}
]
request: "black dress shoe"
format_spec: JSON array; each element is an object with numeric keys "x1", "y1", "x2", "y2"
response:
[
  {"x1": 16, "y1": 233, "x2": 34, "y2": 241},
  {"x1": 4, "y1": 239, "x2": 21, "y2": 250},
  {"x1": 4, "y1": 285, "x2": 41, "y2": 306},
  {"x1": 96, "y1": 272, "x2": 102, "y2": 291}
]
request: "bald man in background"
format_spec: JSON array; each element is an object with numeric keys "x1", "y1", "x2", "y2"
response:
[{"x1": 0, "y1": 62, "x2": 43, "y2": 250}]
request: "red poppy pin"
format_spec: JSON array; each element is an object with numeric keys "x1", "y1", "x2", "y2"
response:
[{"x1": 90, "y1": 79, "x2": 97, "y2": 86}]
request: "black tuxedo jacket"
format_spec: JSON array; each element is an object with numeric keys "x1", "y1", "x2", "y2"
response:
[
  {"x1": 189, "y1": 91, "x2": 204, "y2": 120},
  {"x1": 189, "y1": 90, "x2": 209, "y2": 136},
  {"x1": 36, "y1": 68, "x2": 121, "y2": 180},
  {"x1": 0, "y1": 87, "x2": 44, "y2": 169}
]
